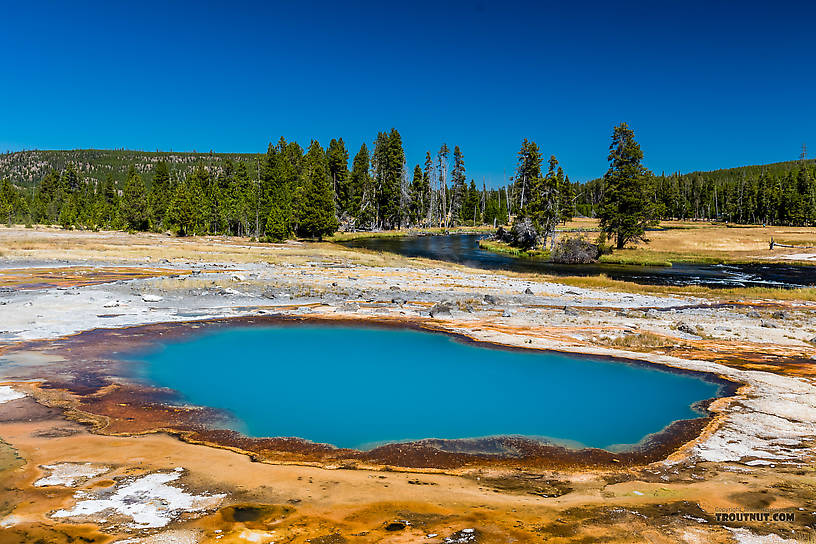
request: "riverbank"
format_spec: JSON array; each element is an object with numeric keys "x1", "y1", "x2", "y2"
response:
[
  {"x1": 0, "y1": 226, "x2": 814, "y2": 543},
  {"x1": 328, "y1": 225, "x2": 494, "y2": 242},
  {"x1": 477, "y1": 238, "x2": 551, "y2": 259},
  {"x1": 475, "y1": 218, "x2": 816, "y2": 267}
]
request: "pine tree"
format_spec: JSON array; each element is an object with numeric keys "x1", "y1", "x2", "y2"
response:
[
  {"x1": 120, "y1": 167, "x2": 149, "y2": 231},
  {"x1": 424, "y1": 151, "x2": 435, "y2": 226},
  {"x1": 327, "y1": 138, "x2": 350, "y2": 214},
  {"x1": 61, "y1": 163, "x2": 81, "y2": 194},
  {"x1": 0, "y1": 178, "x2": 15, "y2": 225},
  {"x1": 462, "y1": 179, "x2": 479, "y2": 224},
  {"x1": 513, "y1": 139, "x2": 543, "y2": 213},
  {"x1": 232, "y1": 161, "x2": 253, "y2": 236},
  {"x1": 261, "y1": 138, "x2": 302, "y2": 239},
  {"x1": 350, "y1": 144, "x2": 374, "y2": 228},
  {"x1": 371, "y1": 129, "x2": 405, "y2": 229},
  {"x1": 450, "y1": 146, "x2": 466, "y2": 225},
  {"x1": 294, "y1": 140, "x2": 338, "y2": 239},
  {"x1": 559, "y1": 173, "x2": 576, "y2": 223},
  {"x1": 100, "y1": 173, "x2": 119, "y2": 227},
  {"x1": 525, "y1": 155, "x2": 560, "y2": 246},
  {"x1": 386, "y1": 129, "x2": 406, "y2": 228},
  {"x1": 408, "y1": 164, "x2": 424, "y2": 225},
  {"x1": 166, "y1": 167, "x2": 208, "y2": 236},
  {"x1": 599, "y1": 123, "x2": 656, "y2": 249},
  {"x1": 150, "y1": 161, "x2": 171, "y2": 230}
]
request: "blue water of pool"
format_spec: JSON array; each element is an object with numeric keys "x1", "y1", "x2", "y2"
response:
[{"x1": 129, "y1": 325, "x2": 720, "y2": 451}]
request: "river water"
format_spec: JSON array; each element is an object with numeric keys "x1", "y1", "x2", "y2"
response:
[{"x1": 341, "y1": 234, "x2": 815, "y2": 288}]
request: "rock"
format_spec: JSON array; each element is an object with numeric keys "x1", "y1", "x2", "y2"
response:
[
  {"x1": 550, "y1": 236, "x2": 600, "y2": 264},
  {"x1": 483, "y1": 294, "x2": 498, "y2": 305},
  {"x1": 385, "y1": 521, "x2": 406, "y2": 531},
  {"x1": 261, "y1": 289, "x2": 277, "y2": 299},
  {"x1": 389, "y1": 285, "x2": 401, "y2": 291},
  {"x1": 502, "y1": 309, "x2": 512, "y2": 317},
  {"x1": 231, "y1": 274, "x2": 246, "y2": 282},
  {"x1": 645, "y1": 309, "x2": 660, "y2": 318},
  {"x1": 331, "y1": 282, "x2": 338, "y2": 287},
  {"x1": 429, "y1": 301, "x2": 454, "y2": 317},
  {"x1": 142, "y1": 294, "x2": 163, "y2": 303},
  {"x1": 523, "y1": 287, "x2": 534, "y2": 295},
  {"x1": 747, "y1": 310, "x2": 761, "y2": 318},
  {"x1": 760, "y1": 320, "x2": 778, "y2": 328},
  {"x1": 564, "y1": 306, "x2": 578, "y2": 316},
  {"x1": 340, "y1": 302, "x2": 359, "y2": 312},
  {"x1": 191, "y1": 270, "x2": 201, "y2": 276},
  {"x1": 102, "y1": 301, "x2": 119, "y2": 308},
  {"x1": 159, "y1": 259, "x2": 170, "y2": 264},
  {"x1": 506, "y1": 217, "x2": 541, "y2": 249},
  {"x1": 771, "y1": 310, "x2": 788, "y2": 319},
  {"x1": 676, "y1": 321, "x2": 696, "y2": 335},
  {"x1": 391, "y1": 297, "x2": 406, "y2": 306}
]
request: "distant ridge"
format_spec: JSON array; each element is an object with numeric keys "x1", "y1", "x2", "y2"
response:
[
  {"x1": 666, "y1": 158, "x2": 816, "y2": 180},
  {"x1": 582, "y1": 158, "x2": 816, "y2": 186},
  {"x1": 0, "y1": 149, "x2": 262, "y2": 188}
]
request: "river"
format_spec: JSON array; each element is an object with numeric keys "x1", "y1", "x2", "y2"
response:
[{"x1": 340, "y1": 234, "x2": 815, "y2": 288}]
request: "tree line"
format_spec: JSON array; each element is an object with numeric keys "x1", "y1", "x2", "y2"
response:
[
  {"x1": 2, "y1": 125, "x2": 812, "y2": 247},
  {"x1": 576, "y1": 158, "x2": 816, "y2": 227},
  {"x1": 0, "y1": 130, "x2": 526, "y2": 240}
]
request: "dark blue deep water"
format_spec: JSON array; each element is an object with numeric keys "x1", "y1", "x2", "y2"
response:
[{"x1": 131, "y1": 325, "x2": 720, "y2": 451}]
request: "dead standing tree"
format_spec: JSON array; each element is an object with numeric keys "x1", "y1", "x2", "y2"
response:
[{"x1": 437, "y1": 144, "x2": 449, "y2": 228}]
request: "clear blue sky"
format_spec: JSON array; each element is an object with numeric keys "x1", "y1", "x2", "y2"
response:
[{"x1": 2, "y1": 1, "x2": 814, "y2": 184}]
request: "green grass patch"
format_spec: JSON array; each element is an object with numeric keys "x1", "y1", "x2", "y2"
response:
[
  {"x1": 477, "y1": 239, "x2": 551, "y2": 259},
  {"x1": 550, "y1": 273, "x2": 816, "y2": 302},
  {"x1": 598, "y1": 253, "x2": 676, "y2": 267}
]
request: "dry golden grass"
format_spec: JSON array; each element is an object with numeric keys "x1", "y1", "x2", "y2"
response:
[
  {"x1": 611, "y1": 221, "x2": 816, "y2": 264},
  {"x1": 480, "y1": 218, "x2": 816, "y2": 265},
  {"x1": 2, "y1": 226, "x2": 814, "y2": 303}
]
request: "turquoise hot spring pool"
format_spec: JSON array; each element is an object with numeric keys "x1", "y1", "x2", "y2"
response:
[{"x1": 128, "y1": 324, "x2": 721, "y2": 451}]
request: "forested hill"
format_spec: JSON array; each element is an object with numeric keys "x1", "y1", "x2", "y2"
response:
[
  {"x1": 3, "y1": 148, "x2": 811, "y2": 192},
  {"x1": 577, "y1": 157, "x2": 816, "y2": 224},
  {"x1": 0, "y1": 149, "x2": 261, "y2": 188},
  {"x1": 674, "y1": 158, "x2": 816, "y2": 183}
]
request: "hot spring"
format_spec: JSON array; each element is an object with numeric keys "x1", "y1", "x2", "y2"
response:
[{"x1": 129, "y1": 324, "x2": 721, "y2": 451}]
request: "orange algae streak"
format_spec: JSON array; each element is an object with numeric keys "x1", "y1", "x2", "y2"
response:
[{"x1": 0, "y1": 266, "x2": 188, "y2": 290}]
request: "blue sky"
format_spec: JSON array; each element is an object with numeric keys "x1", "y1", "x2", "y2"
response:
[{"x1": 1, "y1": 1, "x2": 814, "y2": 184}]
